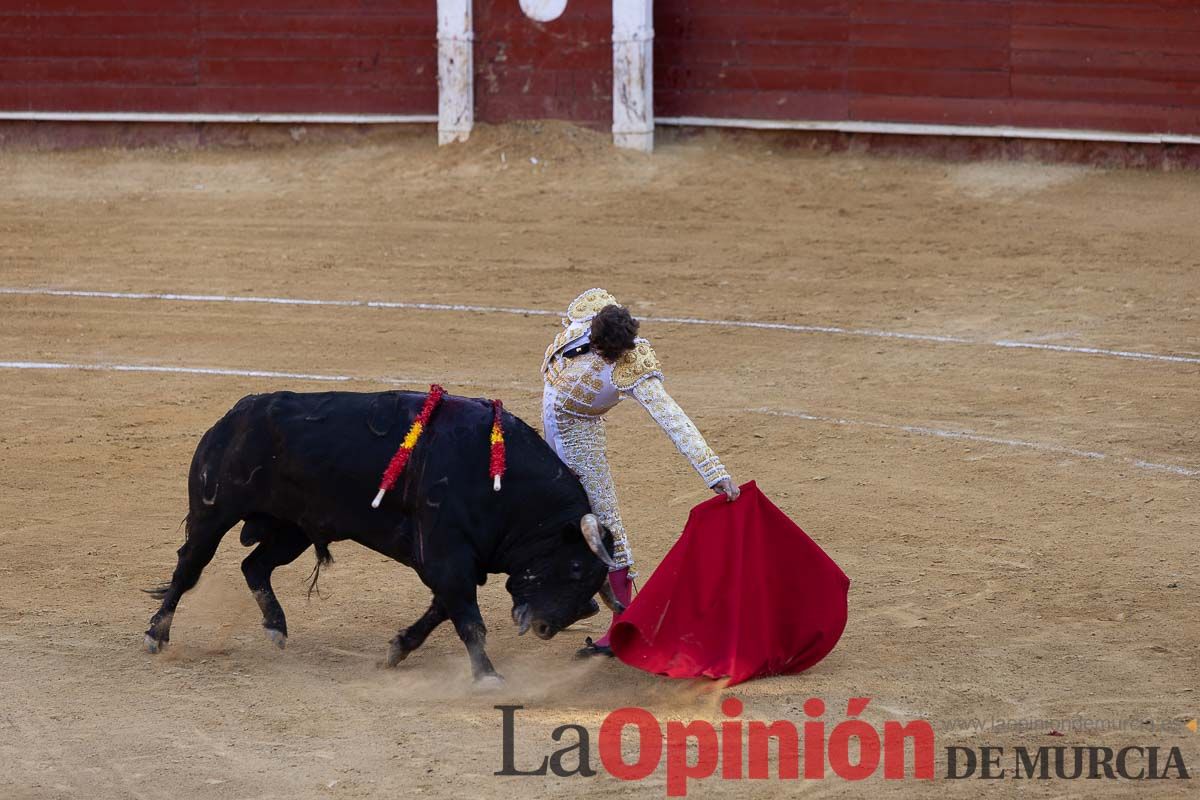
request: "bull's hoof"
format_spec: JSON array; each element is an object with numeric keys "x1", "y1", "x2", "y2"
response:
[
  {"x1": 575, "y1": 637, "x2": 614, "y2": 659},
  {"x1": 385, "y1": 640, "x2": 409, "y2": 668},
  {"x1": 474, "y1": 674, "x2": 506, "y2": 691},
  {"x1": 264, "y1": 628, "x2": 287, "y2": 650},
  {"x1": 144, "y1": 634, "x2": 167, "y2": 654}
]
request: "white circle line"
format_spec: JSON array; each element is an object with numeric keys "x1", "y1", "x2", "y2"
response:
[
  {"x1": 1, "y1": 286, "x2": 1195, "y2": 365},
  {"x1": 1, "y1": 359, "x2": 1195, "y2": 479},
  {"x1": 748, "y1": 406, "x2": 1200, "y2": 478}
]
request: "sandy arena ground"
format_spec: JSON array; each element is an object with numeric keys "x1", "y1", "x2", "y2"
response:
[{"x1": 0, "y1": 124, "x2": 1197, "y2": 798}]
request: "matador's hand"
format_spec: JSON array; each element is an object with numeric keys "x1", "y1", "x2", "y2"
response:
[{"x1": 713, "y1": 478, "x2": 740, "y2": 502}]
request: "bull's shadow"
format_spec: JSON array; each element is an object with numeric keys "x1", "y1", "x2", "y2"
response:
[{"x1": 143, "y1": 389, "x2": 623, "y2": 684}]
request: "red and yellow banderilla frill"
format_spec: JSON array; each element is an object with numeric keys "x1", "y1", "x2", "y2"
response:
[
  {"x1": 371, "y1": 384, "x2": 445, "y2": 508},
  {"x1": 489, "y1": 399, "x2": 506, "y2": 491},
  {"x1": 371, "y1": 385, "x2": 507, "y2": 508}
]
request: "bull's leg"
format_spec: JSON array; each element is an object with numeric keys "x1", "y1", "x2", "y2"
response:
[
  {"x1": 143, "y1": 512, "x2": 237, "y2": 652},
  {"x1": 443, "y1": 590, "x2": 501, "y2": 684},
  {"x1": 385, "y1": 599, "x2": 447, "y2": 668},
  {"x1": 240, "y1": 518, "x2": 312, "y2": 650}
]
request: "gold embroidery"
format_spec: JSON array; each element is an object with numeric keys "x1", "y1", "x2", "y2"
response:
[
  {"x1": 630, "y1": 377, "x2": 729, "y2": 487},
  {"x1": 566, "y1": 288, "x2": 619, "y2": 323},
  {"x1": 552, "y1": 411, "x2": 634, "y2": 571},
  {"x1": 611, "y1": 341, "x2": 663, "y2": 390},
  {"x1": 561, "y1": 383, "x2": 598, "y2": 417},
  {"x1": 541, "y1": 320, "x2": 590, "y2": 373},
  {"x1": 541, "y1": 291, "x2": 730, "y2": 575},
  {"x1": 545, "y1": 351, "x2": 610, "y2": 418},
  {"x1": 542, "y1": 289, "x2": 625, "y2": 374}
]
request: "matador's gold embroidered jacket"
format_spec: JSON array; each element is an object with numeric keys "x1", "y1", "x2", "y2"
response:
[{"x1": 541, "y1": 289, "x2": 731, "y2": 573}]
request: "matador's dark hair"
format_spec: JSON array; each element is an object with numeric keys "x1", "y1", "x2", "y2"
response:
[{"x1": 590, "y1": 304, "x2": 640, "y2": 362}]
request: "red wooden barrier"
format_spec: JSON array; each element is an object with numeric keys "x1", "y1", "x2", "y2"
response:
[
  {"x1": 2, "y1": 0, "x2": 1198, "y2": 141},
  {"x1": 656, "y1": 0, "x2": 1200, "y2": 136},
  {"x1": 472, "y1": 0, "x2": 611, "y2": 127},
  {"x1": 0, "y1": 1, "x2": 436, "y2": 114}
]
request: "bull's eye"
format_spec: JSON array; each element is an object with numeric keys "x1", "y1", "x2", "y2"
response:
[{"x1": 569, "y1": 560, "x2": 584, "y2": 581}]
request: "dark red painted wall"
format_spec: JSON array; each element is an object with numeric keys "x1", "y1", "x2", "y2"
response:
[
  {"x1": 0, "y1": 1, "x2": 436, "y2": 114},
  {"x1": 3, "y1": 1, "x2": 1198, "y2": 138},
  {"x1": 473, "y1": 0, "x2": 610, "y2": 127},
  {"x1": 656, "y1": 0, "x2": 1200, "y2": 135}
]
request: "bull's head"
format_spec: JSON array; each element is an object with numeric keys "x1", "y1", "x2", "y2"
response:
[{"x1": 506, "y1": 514, "x2": 620, "y2": 640}]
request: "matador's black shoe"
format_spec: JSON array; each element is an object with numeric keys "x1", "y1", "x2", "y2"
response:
[{"x1": 575, "y1": 637, "x2": 614, "y2": 659}]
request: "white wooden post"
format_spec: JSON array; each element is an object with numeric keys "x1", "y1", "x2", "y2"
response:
[
  {"x1": 437, "y1": 0, "x2": 473, "y2": 145},
  {"x1": 612, "y1": 0, "x2": 654, "y2": 152}
]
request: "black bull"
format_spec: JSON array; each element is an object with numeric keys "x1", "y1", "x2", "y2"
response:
[{"x1": 143, "y1": 390, "x2": 619, "y2": 682}]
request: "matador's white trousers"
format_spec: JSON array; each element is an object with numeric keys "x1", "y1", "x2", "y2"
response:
[{"x1": 542, "y1": 389, "x2": 634, "y2": 574}]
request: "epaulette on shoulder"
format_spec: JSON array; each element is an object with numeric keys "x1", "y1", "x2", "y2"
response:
[{"x1": 612, "y1": 340, "x2": 662, "y2": 390}]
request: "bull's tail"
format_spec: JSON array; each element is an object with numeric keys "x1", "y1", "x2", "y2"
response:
[
  {"x1": 187, "y1": 394, "x2": 263, "y2": 525},
  {"x1": 144, "y1": 510, "x2": 232, "y2": 597},
  {"x1": 306, "y1": 542, "x2": 334, "y2": 599},
  {"x1": 142, "y1": 583, "x2": 171, "y2": 600}
]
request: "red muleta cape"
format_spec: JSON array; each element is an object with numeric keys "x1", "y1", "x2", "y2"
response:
[{"x1": 610, "y1": 481, "x2": 850, "y2": 685}]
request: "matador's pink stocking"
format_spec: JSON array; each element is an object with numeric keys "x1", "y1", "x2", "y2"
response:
[{"x1": 592, "y1": 567, "x2": 634, "y2": 648}]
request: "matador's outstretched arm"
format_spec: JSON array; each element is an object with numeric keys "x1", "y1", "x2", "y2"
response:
[
  {"x1": 631, "y1": 377, "x2": 730, "y2": 487},
  {"x1": 612, "y1": 340, "x2": 731, "y2": 488}
]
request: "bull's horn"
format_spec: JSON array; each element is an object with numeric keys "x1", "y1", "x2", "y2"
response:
[
  {"x1": 513, "y1": 604, "x2": 532, "y2": 637},
  {"x1": 581, "y1": 514, "x2": 617, "y2": 569},
  {"x1": 598, "y1": 576, "x2": 626, "y2": 615}
]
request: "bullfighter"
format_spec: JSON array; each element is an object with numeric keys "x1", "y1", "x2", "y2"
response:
[{"x1": 541, "y1": 288, "x2": 739, "y2": 657}]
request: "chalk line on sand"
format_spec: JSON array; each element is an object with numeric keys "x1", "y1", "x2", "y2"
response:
[
  {"x1": 2, "y1": 358, "x2": 1194, "y2": 479},
  {"x1": 3, "y1": 286, "x2": 1197, "y2": 366}
]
